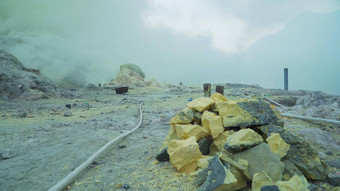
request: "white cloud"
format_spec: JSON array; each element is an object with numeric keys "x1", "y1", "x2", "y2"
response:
[{"x1": 143, "y1": 0, "x2": 340, "y2": 54}]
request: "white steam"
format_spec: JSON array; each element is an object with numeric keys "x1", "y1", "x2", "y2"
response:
[{"x1": 143, "y1": 0, "x2": 340, "y2": 54}]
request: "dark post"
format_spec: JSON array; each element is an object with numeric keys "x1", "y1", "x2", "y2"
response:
[
  {"x1": 203, "y1": 83, "x2": 211, "y2": 97},
  {"x1": 284, "y1": 68, "x2": 288, "y2": 90},
  {"x1": 216, "y1": 85, "x2": 224, "y2": 95},
  {"x1": 98, "y1": 83, "x2": 101, "y2": 87}
]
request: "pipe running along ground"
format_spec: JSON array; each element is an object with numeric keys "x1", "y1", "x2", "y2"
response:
[
  {"x1": 48, "y1": 102, "x2": 144, "y2": 191},
  {"x1": 261, "y1": 95, "x2": 340, "y2": 125}
]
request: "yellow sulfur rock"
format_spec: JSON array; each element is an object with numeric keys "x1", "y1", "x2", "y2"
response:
[
  {"x1": 210, "y1": 130, "x2": 235, "y2": 154},
  {"x1": 175, "y1": 124, "x2": 210, "y2": 140},
  {"x1": 161, "y1": 128, "x2": 180, "y2": 150},
  {"x1": 252, "y1": 171, "x2": 275, "y2": 191},
  {"x1": 202, "y1": 110, "x2": 224, "y2": 138},
  {"x1": 211, "y1": 92, "x2": 228, "y2": 102},
  {"x1": 225, "y1": 129, "x2": 263, "y2": 152},
  {"x1": 168, "y1": 136, "x2": 203, "y2": 173},
  {"x1": 276, "y1": 175, "x2": 310, "y2": 191},
  {"x1": 187, "y1": 97, "x2": 215, "y2": 112},
  {"x1": 197, "y1": 156, "x2": 211, "y2": 169},
  {"x1": 169, "y1": 108, "x2": 194, "y2": 127},
  {"x1": 217, "y1": 169, "x2": 239, "y2": 191},
  {"x1": 215, "y1": 100, "x2": 255, "y2": 127},
  {"x1": 252, "y1": 172, "x2": 310, "y2": 191},
  {"x1": 266, "y1": 133, "x2": 290, "y2": 158}
]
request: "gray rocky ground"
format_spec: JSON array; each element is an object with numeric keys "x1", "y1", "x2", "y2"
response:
[{"x1": 1, "y1": 84, "x2": 339, "y2": 191}]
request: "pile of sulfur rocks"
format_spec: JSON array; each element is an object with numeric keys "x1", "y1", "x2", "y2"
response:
[{"x1": 156, "y1": 93, "x2": 334, "y2": 191}]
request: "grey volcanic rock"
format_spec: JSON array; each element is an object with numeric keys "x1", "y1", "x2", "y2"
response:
[
  {"x1": 281, "y1": 132, "x2": 327, "y2": 180},
  {"x1": 232, "y1": 143, "x2": 284, "y2": 182},
  {"x1": 294, "y1": 128, "x2": 340, "y2": 150},
  {"x1": 198, "y1": 138, "x2": 212, "y2": 155},
  {"x1": 0, "y1": 49, "x2": 59, "y2": 100},
  {"x1": 296, "y1": 91, "x2": 338, "y2": 107},
  {"x1": 327, "y1": 173, "x2": 340, "y2": 186},
  {"x1": 237, "y1": 100, "x2": 278, "y2": 126},
  {"x1": 257, "y1": 124, "x2": 284, "y2": 138},
  {"x1": 156, "y1": 148, "x2": 169, "y2": 162},
  {"x1": 261, "y1": 185, "x2": 280, "y2": 191},
  {"x1": 198, "y1": 155, "x2": 237, "y2": 191}
]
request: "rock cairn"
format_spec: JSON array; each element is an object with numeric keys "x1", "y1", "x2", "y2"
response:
[{"x1": 157, "y1": 93, "x2": 331, "y2": 191}]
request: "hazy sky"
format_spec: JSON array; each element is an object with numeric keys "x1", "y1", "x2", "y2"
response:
[{"x1": 0, "y1": 0, "x2": 340, "y2": 94}]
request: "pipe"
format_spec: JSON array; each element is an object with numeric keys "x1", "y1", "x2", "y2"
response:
[
  {"x1": 261, "y1": 95, "x2": 288, "y2": 109},
  {"x1": 261, "y1": 95, "x2": 340, "y2": 125},
  {"x1": 281, "y1": 113, "x2": 340, "y2": 125},
  {"x1": 48, "y1": 102, "x2": 143, "y2": 191}
]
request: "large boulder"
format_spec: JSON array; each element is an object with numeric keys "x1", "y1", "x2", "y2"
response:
[
  {"x1": 112, "y1": 63, "x2": 145, "y2": 85},
  {"x1": 0, "y1": 49, "x2": 59, "y2": 100},
  {"x1": 215, "y1": 99, "x2": 278, "y2": 128},
  {"x1": 232, "y1": 143, "x2": 284, "y2": 182}
]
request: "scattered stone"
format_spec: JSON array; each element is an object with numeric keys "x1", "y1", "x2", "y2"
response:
[
  {"x1": 225, "y1": 129, "x2": 263, "y2": 153},
  {"x1": 123, "y1": 183, "x2": 130, "y2": 189},
  {"x1": 198, "y1": 156, "x2": 238, "y2": 191},
  {"x1": 202, "y1": 110, "x2": 224, "y2": 139},
  {"x1": 156, "y1": 148, "x2": 169, "y2": 162},
  {"x1": 187, "y1": 97, "x2": 216, "y2": 112},
  {"x1": 118, "y1": 144, "x2": 126, "y2": 149},
  {"x1": 0, "y1": 149, "x2": 11, "y2": 160},
  {"x1": 175, "y1": 124, "x2": 209, "y2": 140},
  {"x1": 281, "y1": 132, "x2": 327, "y2": 180},
  {"x1": 233, "y1": 143, "x2": 284, "y2": 182},
  {"x1": 64, "y1": 111, "x2": 72, "y2": 117},
  {"x1": 168, "y1": 136, "x2": 203, "y2": 173},
  {"x1": 266, "y1": 133, "x2": 290, "y2": 158},
  {"x1": 328, "y1": 174, "x2": 340, "y2": 186},
  {"x1": 198, "y1": 138, "x2": 212, "y2": 155},
  {"x1": 215, "y1": 99, "x2": 278, "y2": 128},
  {"x1": 65, "y1": 104, "x2": 71, "y2": 109}
]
